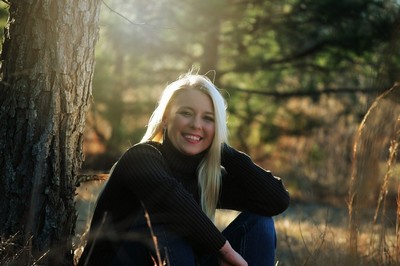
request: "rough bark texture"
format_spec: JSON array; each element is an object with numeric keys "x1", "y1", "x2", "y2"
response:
[{"x1": 0, "y1": 0, "x2": 100, "y2": 265}]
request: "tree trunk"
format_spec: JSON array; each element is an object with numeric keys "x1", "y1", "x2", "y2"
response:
[{"x1": 0, "y1": 0, "x2": 101, "y2": 265}]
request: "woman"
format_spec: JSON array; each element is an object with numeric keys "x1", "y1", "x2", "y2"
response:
[{"x1": 78, "y1": 72, "x2": 290, "y2": 266}]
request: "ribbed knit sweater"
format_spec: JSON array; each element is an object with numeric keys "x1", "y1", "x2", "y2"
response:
[{"x1": 78, "y1": 137, "x2": 290, "y2": 265}]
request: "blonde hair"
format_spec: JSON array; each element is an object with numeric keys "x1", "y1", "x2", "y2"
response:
[{"x1": 141, "y1": 72, "x2": 228, "y2": 221}]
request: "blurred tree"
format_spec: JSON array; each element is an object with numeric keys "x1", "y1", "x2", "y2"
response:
[
  {"x1": 223, "y1": 0, "x2": 398, "y2": 182},
  {"x1": 0, "y1": 1, "x2": 101, "y2": 265},
  {"x1": 0, "y1": 1, "x2": 8, "y2": 44},
  {"x1": 90, "y1": 0, "x2": 399, "y2": 150},
  {"x1": 221, "y1": 0, "x2": 400, "y2": 133},
  {"x1": 86, "y1": 0, "x2": 229, "y2": 161},
  {"x1": 85, "y1": 0, "x2": 399, "y2": 201}
]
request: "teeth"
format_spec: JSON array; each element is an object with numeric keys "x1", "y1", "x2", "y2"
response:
[{"x1": 185, "y1": 135, "x2": 200, "y2": 141}]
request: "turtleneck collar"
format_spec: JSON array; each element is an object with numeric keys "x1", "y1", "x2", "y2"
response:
[{"x1": 161, "y1": 135, "x2": 206, "y2": 176}]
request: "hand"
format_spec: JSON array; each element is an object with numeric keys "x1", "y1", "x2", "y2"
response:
[{"x1": 219, "y1": 241, "x2": 248, "y2": 266}]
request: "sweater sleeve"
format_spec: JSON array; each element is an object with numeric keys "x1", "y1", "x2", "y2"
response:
[
  {"x1": 112, "y1": 143, "x2": 226, "y2": 252},
  {"x1": 219, "y1": 143, "x2": 290, "y2": 216}
]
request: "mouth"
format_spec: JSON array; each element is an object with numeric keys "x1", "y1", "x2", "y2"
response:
[{"x1": 182, "y1": 133, "x2": 202, "y2": 143}]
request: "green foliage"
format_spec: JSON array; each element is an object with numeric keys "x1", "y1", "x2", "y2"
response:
[
  {"x1": 0, "y1": 2, "x2": 9, "y2": 46},
  {"x1": 87, "y1": 0, "x2": 400, "y2": 190}
]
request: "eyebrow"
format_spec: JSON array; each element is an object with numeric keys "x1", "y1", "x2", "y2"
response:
[{"x1": 178, "y1": 106, "x2": 214, "y2": 115}]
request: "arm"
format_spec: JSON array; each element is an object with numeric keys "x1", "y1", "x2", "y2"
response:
[
  {"x1": 219, "y1": 143, "x2": 290, "y2": 216},
  {"x1": 113, "y1": 143, "x2": 226, "y2": 252}
]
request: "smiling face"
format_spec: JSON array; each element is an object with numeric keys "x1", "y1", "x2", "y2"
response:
[{"x1": 164, "y1": 89, "x2": 215, "y2": 156}]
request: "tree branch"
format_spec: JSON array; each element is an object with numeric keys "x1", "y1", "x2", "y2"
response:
[
  {"x1": 227, "y1": 87, "x2": 381, "y2": 98},
  {"x1": 101, "y1": 0, "x2": 145, "y2": 26}
]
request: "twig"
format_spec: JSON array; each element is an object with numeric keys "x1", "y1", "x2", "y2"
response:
[
  {"x1": 229, "y1": 86, "x2": 380, "y2": 98},
  {"x1": 81, "y1": 212, "x2": 108, "y2": 266},
  {"x1": 298, "y1": 219, "x2": 312, "y2": 265},
  {"x1": 396, "y1": 184, "x2": 400, "y2": 264},
  {"x1": 76, "y1": 173, "x2": 109, "y2": 186},
  {"x1": 101, "y1": 0, "x2": 145, "y2": 26},
  {"x1": 31, "y1": 250, "x2": 50, "y2": 266},
  {"x1": 299, "y1": 214, "x2": 329, "y2": 266},
  {"x1": 140, "y1": 202, "x2": 164, "y2": 266},
  {"x1": 280, "y1": 224, "x2": 298, "y2": 266},
  {"x1": 348, "y1": 83, "x2": 400, "y2": 259}
]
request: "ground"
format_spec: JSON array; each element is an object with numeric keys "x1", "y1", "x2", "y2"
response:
[{"x1": 74, "y1": 180, "x2": 399, "y2": 266}]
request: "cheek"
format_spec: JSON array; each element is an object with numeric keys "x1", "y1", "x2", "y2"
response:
[
  {"x1": 173, "y1": 117, "x2": 188, "y2": 128},
  {"x1": 168, "y1": 117, "x2": 186, "y2": 133},
  {"x1": 205, "y1": 123, "x2": 215, "y2": 136}
]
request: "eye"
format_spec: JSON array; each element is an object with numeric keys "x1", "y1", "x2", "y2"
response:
[
  {"x1": 204, "y1": 115, "x2": 214, "y2": 122},
  {"x1": 179, "y1": 110, "x2": 192, "y2": 117}
]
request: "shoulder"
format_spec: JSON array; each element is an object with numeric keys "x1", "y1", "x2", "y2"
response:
[
  {"x1": 121, "y1": 141, "x2": 164, "y2": 161},
  {"x1": 130, "y1": 141, "x2": 162, "y2": 152},
  {"x1": 112, "y1": 141, "x2": 168, "y2": 175}
]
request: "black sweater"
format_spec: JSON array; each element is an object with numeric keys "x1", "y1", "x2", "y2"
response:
[{"x1": 78, "y1": 138, "x2": 289, "y2": 265}]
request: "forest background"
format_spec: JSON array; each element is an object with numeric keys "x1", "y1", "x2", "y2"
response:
[
  {"x1": 1, "y1": 0, "x2": 400, "y2": 265},
  {"x1": 79, "y1": 0, "x2": 400, "y2": 265}
]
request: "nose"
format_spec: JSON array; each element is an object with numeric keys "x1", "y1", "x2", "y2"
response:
[{"x1": 191, "y1": 115, "x2": 202, "y2": 129}]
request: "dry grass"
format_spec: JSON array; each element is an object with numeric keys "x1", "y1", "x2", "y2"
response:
[
  {"x1": 4, "y1": 86, "x2": 400, "y2": 266},
  {"x1": 274, "y1": 203, "x2": 398, "y2": 266},
  {"x1": 347, "y1": 84, "x2": 400, "y2": 266},
  {"x1": 73, "y1": 183, "x2": 398, "y2": 266}
]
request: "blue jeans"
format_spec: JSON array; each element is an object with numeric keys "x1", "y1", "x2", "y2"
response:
[{"x1": 112, "y1": 211, "x2": 276, "y2": 266}]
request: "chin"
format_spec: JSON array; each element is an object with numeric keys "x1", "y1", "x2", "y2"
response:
[
  {"x1": 182, "y1": 148, "x2": 202, "y2": 156},
  {"x1": 185, "y1": 151, "x2": 200, "y2": 156}
]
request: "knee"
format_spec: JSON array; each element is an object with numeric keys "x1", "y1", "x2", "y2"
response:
[
  {"x1": 261, "y1": 216, "x2": 275, "y2": 236},
  {"x1": 152, "y1": 225, "x2": 197, "y2": 266},
  {"x1": 254, "y1": 214, "x2": 275, "y2": 233},
  {"x1": 223, "y1": 212, "x2": 276, "y2": 244},
  {"x1": 240, "y1": 211, "x2": 275, "y2": 227},
  {"x1": 242, "y1": 212, "x2": 276, "y2": 247}
]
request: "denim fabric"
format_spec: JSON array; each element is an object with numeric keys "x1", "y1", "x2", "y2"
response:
[
  {"x1": 223, "y1": 212, "x2": 276, "y2": 265},
  {"x1": 200, "y1": 212, "x2": 277, "y2": 266},
  {"x1": 111, "y1": 212, "x2": 276, "y2": 266}
]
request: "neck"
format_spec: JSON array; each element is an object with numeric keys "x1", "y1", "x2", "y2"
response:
[{"x1": 161, "y1": 136, "x2": 205, "y2": 176}]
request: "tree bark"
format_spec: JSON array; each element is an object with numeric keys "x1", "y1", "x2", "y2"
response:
[{"x1": 0, "y1": 0, "x2": 101, "y2": 265}]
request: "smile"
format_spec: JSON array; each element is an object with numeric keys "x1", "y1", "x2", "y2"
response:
[{"x1": 183, "y1": 134, "x2": 202, "y2": 142}]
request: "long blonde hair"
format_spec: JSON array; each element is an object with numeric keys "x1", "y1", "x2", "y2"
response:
[{"x1": 141, "y1": 73, "x2": 228, "y2": 221}]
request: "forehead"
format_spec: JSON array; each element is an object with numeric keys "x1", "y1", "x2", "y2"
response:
[{"x1": 172, "y1": 89, "x2": 214, "y2": 111}]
